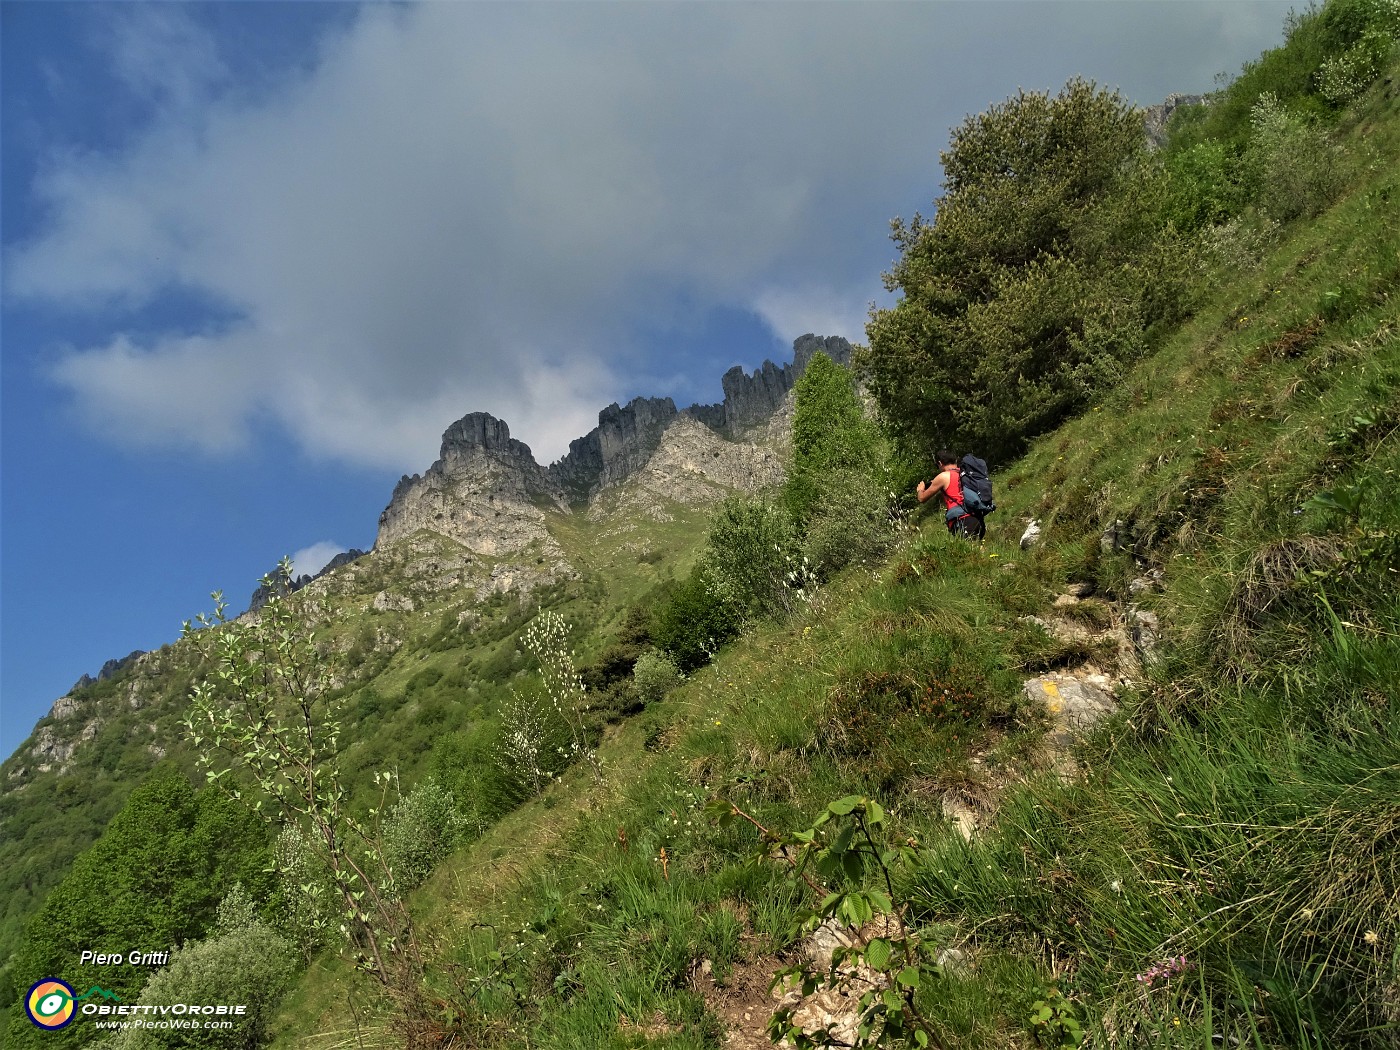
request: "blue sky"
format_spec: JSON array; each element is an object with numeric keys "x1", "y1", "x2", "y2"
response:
[{"x1": 1, "y1": 1, "x2": 1295, "y2": 759}]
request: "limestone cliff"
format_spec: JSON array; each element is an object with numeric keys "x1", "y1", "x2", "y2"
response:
[
  {"x1": 372, "y1": 334, "x2": 851, "y2": 568},
  {"x1": 549, "y1": 396, "x2": 682, "y2": 503},
  {"x1": 541, "y1": 334, "x2": 852, "y2": 504},
  {"x1": 701, "y1": 333, "x2": 852, "y2": 436},
  {"x1": 376, "y1": 412, "x2": 568, "y2": 559},
  {"x1": 585, "y1": 411, "x2": 788, "y2": 526}
]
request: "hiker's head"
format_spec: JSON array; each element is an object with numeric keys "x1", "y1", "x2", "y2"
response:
[{"x1": 936, "y1": 449, "x2": 957, "y2": 467}]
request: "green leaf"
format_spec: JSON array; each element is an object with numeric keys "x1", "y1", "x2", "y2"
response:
[
  {"x1": 897, "y1": 966, "x2": 921, "y2": 989},
  {"x1": 828, "y1": 795, "x2": 861, "y2": 816},
  {"x1": 842, "y1": 851, "x2": 864, "y2": 881},
  {"x1": 865, "y1": 937, "x2": 891, "y2": 970}
]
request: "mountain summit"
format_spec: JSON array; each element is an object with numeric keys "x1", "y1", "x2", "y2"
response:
[{"x1": 377, "y1": 334, "x2": 851, "y2": 554}]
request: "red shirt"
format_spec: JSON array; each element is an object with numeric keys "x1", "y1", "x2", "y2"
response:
[{"x1": 942, "y1": 466, "x2": 966, "y2": 514}]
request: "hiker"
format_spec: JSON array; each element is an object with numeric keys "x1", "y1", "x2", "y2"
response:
[{"x1": 915, "y1": 450, "x2": 987, "y2": 540}]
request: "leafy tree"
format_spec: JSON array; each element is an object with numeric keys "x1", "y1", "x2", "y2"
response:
[
  {"x1": 864, "y1": 78, "x2": 1186, "y2": 463},
  {"x1": 8, "y1": 768, "x2": 271, "y2": 1049},
  {"x1": 785, "y1": 354, "x2": 883, "y2": 524},
  {"x1": 181, "y1": 561, "x2": 439, "y2": 1038},
  {"x1": 111, "y1": 922, "x2": 296, "y2": 1050}
]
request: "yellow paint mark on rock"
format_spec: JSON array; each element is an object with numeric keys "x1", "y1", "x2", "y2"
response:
[{"x1": 1039, "y1": 679, "x2": 1062, "y2": 714}]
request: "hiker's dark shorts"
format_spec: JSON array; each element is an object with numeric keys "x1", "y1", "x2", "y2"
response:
[{"x1": 949, "y1": 513, "x2": 986, "y2": 541}]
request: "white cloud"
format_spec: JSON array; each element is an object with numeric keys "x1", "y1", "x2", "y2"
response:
[
  {"x1": 101, "y1": 4, "x2": 228, "y2": 114},
  {"x1": 47, "y1": 332, "x2": 262, "y2": 453},
  {"x1": 7, "y1": 2, "x2": 1297, "y2": 470},
  {"x1": 751, "y1": 285, "x2": 880, "y2": 349},
  {"x1": 290, "y1": 541, "x2": 349, "y2": 579}
]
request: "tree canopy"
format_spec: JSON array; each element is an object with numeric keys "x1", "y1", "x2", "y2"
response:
[
  {"x1": 864, "y1": 78, "x2": 1190, "y2": 464},
  {"x1": 8, "y1": 768, "x2": 271, "y2": 1048}
]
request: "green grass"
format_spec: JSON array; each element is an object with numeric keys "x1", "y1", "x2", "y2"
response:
[
  {"x1": 259, "y1": 51, "x2": 1400, "y2": 1050},
  {"x1": 8, "y1": 12, "x2": 1400, "y2": 1050}
]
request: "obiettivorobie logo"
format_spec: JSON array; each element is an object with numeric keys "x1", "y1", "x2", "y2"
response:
[
  {"x1": 25, "y1": 980, "x2": 123, "y2": 1030},
  {"x1": 26, "y1": 976, "x2": 250, "y2": 1033},
  {"x1": 26, "y1": 979, "x2": 122, "y2": 1030}
]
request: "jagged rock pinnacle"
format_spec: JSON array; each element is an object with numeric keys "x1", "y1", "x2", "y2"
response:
[{"x1": 376, "y1": 334, "x2": 854, "y2": 545}]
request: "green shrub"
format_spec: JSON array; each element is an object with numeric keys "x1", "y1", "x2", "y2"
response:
[
  {"x1": 493, "y1": 682, "x2": 586, "y2": 804},
  {"x1": 427, "y1": 731, "x2": 520, "y2": 826},
  {"x1": 632, "y1": 649, "x2": 682, "y2": 705},
  {"x1": 1198, "y1": 215, "x2": 1281, "y2": 274},
  {"x1": 1164, "y1": 141, "x2": 1245, "y2": 229},
  {"x1": 650, "y1": 570, "x2": 741, "y2": 672},
  {"x1": 381, "y1": 776, "x2": 474, "y2": 890},
  {"x1": 112, "y1": 923, "x2": 296, "y2": 1049},
  {"x1": 801, "y1": 467, "x2": 897, "y2": 576},
  {"x1": 1244, "y1": 92, "x2": 1345, "y2": 221},
  {"x1": 213, "y1": 883, "x2": 258, "y2": 935},
  {"x1": 701, "y1": 495, "x2": 800, "y2": 624},
  {"x1": 405, "y1": 665, "x2": 444, "y2": 694},
  {"x1": 1316, "y1": 0, "x2": 1400, "y2": 104}
]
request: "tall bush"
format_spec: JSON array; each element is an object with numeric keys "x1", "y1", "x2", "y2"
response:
[
  {"x1": 864, "y1": 78, "x2": 1181, "y2": 462},
  {"x1": 111, "y1": 923, "x2": 296, "y2": 1050},
  {"x1": 381, "y1": 777, "x2": 473, "y2": 890},
  {"x1": 786, "y1": 354, "x2": 883, "y2": 522},
  {"x1": 703, "y1": 495, "x2": 800, "y2": 623},
  {"x1": 632, "y1": 649, "x2": 683, "y2": 705},
  {"x1": 1244, "y1": 92, "x2": 1344, "y2": 221},
  {"x1": 651, "y1": 570, "x2": 741, "y2": 672}
]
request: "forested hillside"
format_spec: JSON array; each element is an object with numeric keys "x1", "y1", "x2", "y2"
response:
[{"x1": 4, "y1": 2, "x2": 1397, "y2": 1047}]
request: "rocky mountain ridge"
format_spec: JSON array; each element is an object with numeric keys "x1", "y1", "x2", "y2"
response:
[
  {"x1": 10, "y1": 334, "x2": 850, "y2": 776},
  {"x1": 376, "y1": 333, "x2": 850, "y2": 552},
  {"x1": 1143, "y1": 92, "x2": 1208, "y2": 149}
]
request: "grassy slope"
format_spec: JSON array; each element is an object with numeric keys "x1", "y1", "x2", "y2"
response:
[
  {"x1": 0, "y1": 491, "x2": 715, "y2": 1037},
  {"x1": 274, "y1": 61, "x2": 1399, "y2": 1049}
]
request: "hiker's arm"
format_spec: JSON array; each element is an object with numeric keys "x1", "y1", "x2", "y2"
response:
[{"x1": 916, "y1": 471, "x2": 948, "y2": 504}]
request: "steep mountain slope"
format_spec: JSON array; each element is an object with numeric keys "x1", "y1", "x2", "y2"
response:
[
  {"x1": 259, "y1": 39, "x2": 1398, "y2": 1050},
  {"x1": 6, "y1": 6, "x2": 1399, "y2": 1046},
  {"x1": 0, "y1": 336, "x2": 849, "y2": 1031}
]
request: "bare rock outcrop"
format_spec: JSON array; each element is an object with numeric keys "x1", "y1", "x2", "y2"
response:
[
  {"x1": 377, "y1": 335, "x2": 849, "y2": 561},
  {"x1": 547, "y1": 335, "x2": 850, "y2": 504},
  {"x1": 69, "y1": 649, "x2": 147, "y2": 693},
  {"x1": 377, "y1": 412, "x2": 569, "y2": 562},
  {"x1": 1143, "y1": 92, "x2": 1208, "y2": 150},
  {"x1": 30, "y1": 724, "x2": 82, "y2": 774},
  {"x1": 550, "y1": 396, "x2": 683, "y2": 503},
  {"x1": 701, "y1": 333, "x2": 852, "y2": 435},
  {"x1": 586, "y1": 414, "x2": 787, "y2": 525}
]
